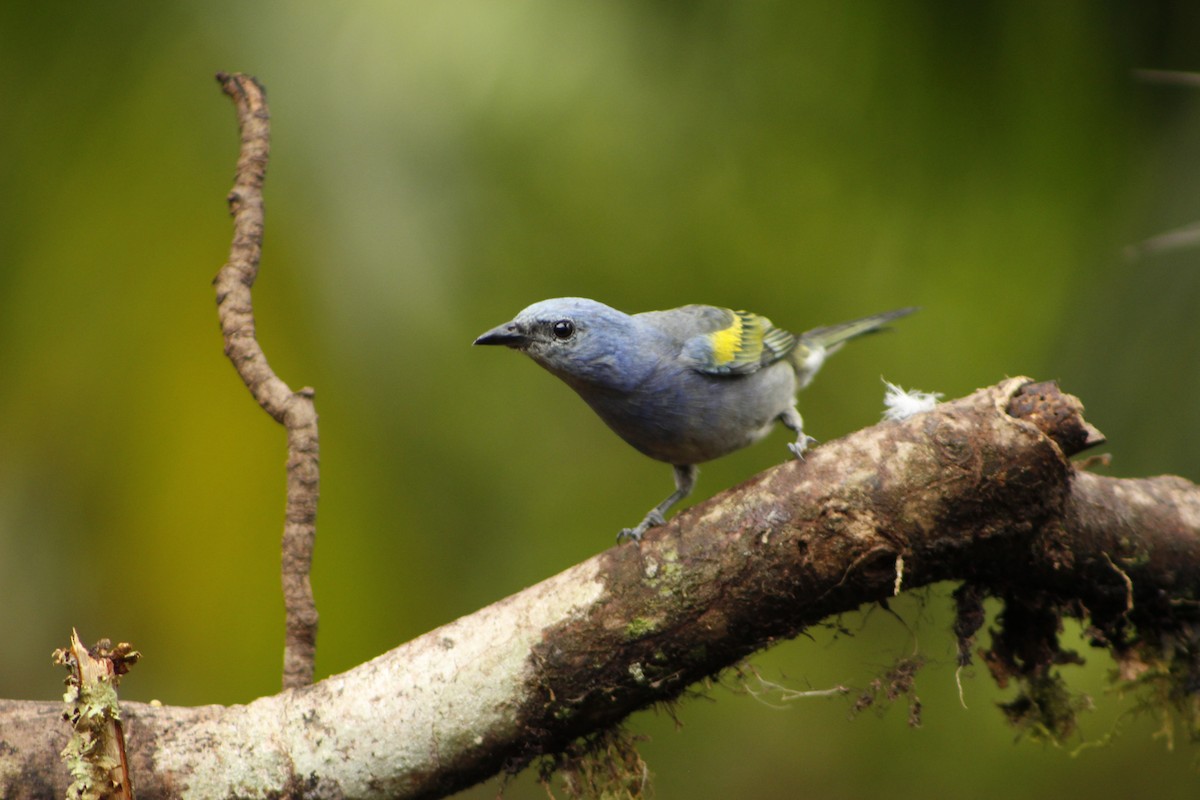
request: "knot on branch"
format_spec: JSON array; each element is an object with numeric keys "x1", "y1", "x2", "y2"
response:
[{"x1": 1006, "y1": 380, "x2": 1106, "y2": 457}]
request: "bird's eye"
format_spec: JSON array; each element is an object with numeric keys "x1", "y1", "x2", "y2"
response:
[{"x1": 551, "y1": 319, "x2": 576, "y2": 340}]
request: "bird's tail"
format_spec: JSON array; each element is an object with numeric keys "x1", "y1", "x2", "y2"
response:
[
  {"x1": 798, "y1": 307, "x2": 919, "y2": 352},
  {"x1": 789, "y1": 307, "x2": 918, "y2": 389}
]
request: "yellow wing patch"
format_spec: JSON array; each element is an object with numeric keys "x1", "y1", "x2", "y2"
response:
[
  {"x1": 708, "y1": 312, "x2": 747, "y2": 365},
  {"x1": 696, "y1": 310, "x2": 797, "y2": 375}
]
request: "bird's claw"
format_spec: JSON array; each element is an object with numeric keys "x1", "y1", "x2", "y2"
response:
[
  {"x1": 616, "y1": 528, "x2": 642, "y2": 544},
  {"x1": 617, "y1": 510, "x2": 665, "y2": 544},
  {"x1": 787, "y1": 435, "x2": 818, "y2": 460}
]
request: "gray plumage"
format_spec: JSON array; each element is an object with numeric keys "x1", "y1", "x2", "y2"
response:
[{"x1": 475, "y1": 298, "x2": 916, "y2": 542}]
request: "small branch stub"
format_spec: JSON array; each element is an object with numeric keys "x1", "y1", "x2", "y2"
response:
[
  {"x1": 53, "y1": 630, "x2": 140, "y2": 800},
  {"x1": 214, "y1": 72, "x2": 320, "y2": 690}
]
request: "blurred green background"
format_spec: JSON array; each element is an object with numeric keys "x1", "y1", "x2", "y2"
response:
[{"x1": 3, "y1": 2, "x2": 1200, "y2": 798}]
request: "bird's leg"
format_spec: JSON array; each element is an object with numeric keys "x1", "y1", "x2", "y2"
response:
[
  {"x1": 779, "y1": 405, "x2": 817, "y2": 459},
  {"x1": 618, "y1": 464, "x2": 698, "y2": 543}
]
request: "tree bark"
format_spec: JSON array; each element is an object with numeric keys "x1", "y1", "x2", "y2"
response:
[{"x1": 2, "y1": 378, "x2": 1198, "y2": 799}]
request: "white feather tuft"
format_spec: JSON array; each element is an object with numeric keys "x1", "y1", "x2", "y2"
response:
[{"x1": 881, "y1": 379, "x2": 942, "y2": 421}]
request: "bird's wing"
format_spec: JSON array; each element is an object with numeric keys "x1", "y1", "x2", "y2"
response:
[{"x1": 680, "y1": 307, "x2": 798, "y2": 376}]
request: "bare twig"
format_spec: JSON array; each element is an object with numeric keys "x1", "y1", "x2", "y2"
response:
[
  {"x1": 1123, "y1": 220, "x2": 1200, "y2": 262},
  {"x1": 1133, "y1": 69, "x2": 1200, "y2": 88},
  {"x1": 1125, "y1": 69, "x2": 1200, "y2": 261},
  {"x1": 214, "y1": 72, "x2": 320, "y2": 690}
]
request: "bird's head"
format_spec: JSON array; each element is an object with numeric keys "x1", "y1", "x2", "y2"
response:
[{"x1": 474, "y1": 297, "x2": 648, "y2": 391}]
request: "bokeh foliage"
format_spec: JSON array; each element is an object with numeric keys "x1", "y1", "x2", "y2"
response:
[{"x1": 2, "y1": 2, "x2": 1199, "y2": 798}]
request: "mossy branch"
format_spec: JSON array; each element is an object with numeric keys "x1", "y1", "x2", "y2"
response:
[{"x1": 1, "y1": 379, "x2": 1198, "y2": 798}]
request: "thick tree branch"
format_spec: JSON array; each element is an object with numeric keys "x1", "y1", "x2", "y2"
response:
[
  {"x1": 213, "y1": 72, "x2": 319, "y2": 690},
  {"x1": 2, "y1": 378, "x2": 1198, "y2": 798}
]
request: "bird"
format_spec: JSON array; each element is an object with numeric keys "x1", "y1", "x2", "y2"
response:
[{"x1": 474, "y1": 298, "x2": 917, "y2": 543}]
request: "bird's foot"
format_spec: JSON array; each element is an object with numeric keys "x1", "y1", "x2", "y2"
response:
[
  {"x1": 617, "y1": 510, "x2": 665, "y2": 544},
  {"x1": 787, "y1": 434, "x2": 818, "y2": 460}
]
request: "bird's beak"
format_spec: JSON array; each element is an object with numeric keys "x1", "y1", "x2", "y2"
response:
[{"x1": 473, "y1": 322, "x2": 527, "y2": 347}]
